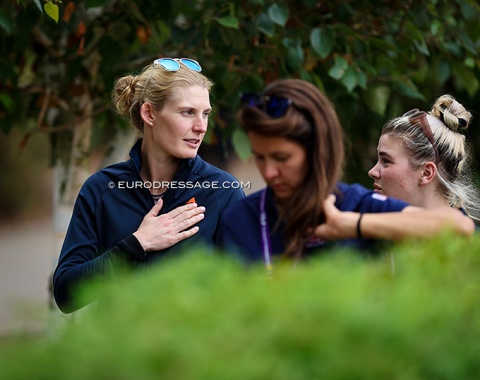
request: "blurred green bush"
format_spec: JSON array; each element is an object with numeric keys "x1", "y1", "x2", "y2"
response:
[{"x1": 1, "y1": 232, "x2": 480, "y2": 379}]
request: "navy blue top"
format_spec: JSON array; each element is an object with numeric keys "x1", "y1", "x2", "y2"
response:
[
  {"x1": 216, "y1": 183, "x2": 409, "y2": 263},
  {"x1": 53, "y1": 139, "x2": 245, "y2": 313}
]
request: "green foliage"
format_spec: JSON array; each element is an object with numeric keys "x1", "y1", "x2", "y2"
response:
[
  {"x1": 2, "y1": 232, "x2": 480, "y2": 378},
  {"x1": 1, "y1": 0, "x2": 480, "y2": 182}
]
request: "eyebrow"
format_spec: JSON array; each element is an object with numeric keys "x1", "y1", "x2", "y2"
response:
[{"x1": 378, "y1": 150, "x2": 393, "y2": 160}]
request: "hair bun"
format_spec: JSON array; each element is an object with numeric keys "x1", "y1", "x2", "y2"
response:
[
  {"x1": 431, "y1": 95, "x2": 471, "y2": 132},
  {"x1": 112, "y1": 75, "x2": 139, "y2": 116}
]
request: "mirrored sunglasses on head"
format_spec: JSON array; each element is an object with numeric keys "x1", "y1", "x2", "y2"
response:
[
  {"x1": 153, "y1": 58, "x2": 202, "y2": 72},
  {"x1": 240, "y1": 92, "x2": 294, "y2": 118}
]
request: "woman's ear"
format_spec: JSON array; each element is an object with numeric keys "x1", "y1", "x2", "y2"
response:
[
  {"x1": 419, "y1": 162, "x2": 437, "y2": 186},
  {"x1": 140, "y1": 102, "x2": 154, "y2": 127}
]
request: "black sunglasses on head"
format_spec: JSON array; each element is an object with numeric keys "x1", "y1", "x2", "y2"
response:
[{"x1": 240, "y1": 92, "x2": 295, "y2": 118}]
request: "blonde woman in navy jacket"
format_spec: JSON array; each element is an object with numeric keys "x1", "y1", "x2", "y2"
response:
[
  {"x1": 217, "y1": 79, "x2": 474, "y2": 267},
  {"x1": 53, "y1": 59, "x2": 244, "y2": 313}
]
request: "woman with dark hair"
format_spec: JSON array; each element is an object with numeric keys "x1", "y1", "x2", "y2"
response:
[{"x1": 217, "y1": 79, "x2": 474, "y2": 268}]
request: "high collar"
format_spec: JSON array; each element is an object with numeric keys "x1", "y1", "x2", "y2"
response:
[{"x1": 128, "y1": 138, "x2": 196, "y2": 177}]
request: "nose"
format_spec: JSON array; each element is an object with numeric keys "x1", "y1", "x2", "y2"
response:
[
  {"x1": 368, "y1": 162, "x2": 380, "y2": 179},
  {"x1": 193, "y1": 116, "x2": 208, "y2": 133},
  {"x1": 262, "y1": 160, "x2": 279, "y2": 181}
]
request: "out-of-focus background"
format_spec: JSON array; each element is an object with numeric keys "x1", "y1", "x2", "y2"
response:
[{"x1": 0, "y1": 131, "x2": 53, "y2": 335}]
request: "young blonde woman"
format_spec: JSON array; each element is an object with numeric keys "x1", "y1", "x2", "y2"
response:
[
  {"x1": 369, "y1": 94, "x2": 480, "y2": 223},
  {"x1": 53, "y1": 58, "x2": 245, "y2": 313}
]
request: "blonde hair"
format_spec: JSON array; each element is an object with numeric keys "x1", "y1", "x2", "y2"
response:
[
  {"x1": 112, "y1": 61, "x2": 213, "y2": 133},
  {"x1": 382, "y1": 94, "x2": 480, "y2": 221}
]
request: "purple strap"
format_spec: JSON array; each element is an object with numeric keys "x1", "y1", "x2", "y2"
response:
[{"x1": 260, "y1": 188, "x2": 273, "y2": 273}]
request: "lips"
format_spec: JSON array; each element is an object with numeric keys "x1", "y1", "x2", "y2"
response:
[
  {"x1": 373, "y1": 184, "x2": 383, "y2": 193},
  {"x1": 184, "y1": 139, "x2": 201, "y2": 147}
]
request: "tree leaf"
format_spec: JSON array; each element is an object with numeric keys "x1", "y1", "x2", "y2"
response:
[
  {"x1": 0, "y1": 10, "x2": 12, "y2": 35},
  {"x1": 452, "y1": 64, "x2": 479, "y2": 97},
  {"x1": 44, "y1": 1, "x2": 59, "y2": 23},
  {"x1": 256, "y1": 13, "x2": 275, "y2": 37},
  {"x1": 364, "y1": 85, "x2": 391, "y2": 116},
  {"x1": 414, "y1": 40, "x2": 430, "y2": 56},
  {"x1": 310, "y1": 27, "x2": 335, "y2": 58},
  {"x1": 437, "y1": 59, "x2": 451, "y2": 84},
  {"x1": 32, "y1": 0, "x2": 43, "y2": 13},
  {"x1": 268, "y1": 4, "x2": 289, "y2": 27},
  {"x1": 232, "y1": 129, "x2": 251, "y2": 161},
  {"x1": 355, "y1": 68, "x2": 367, "y2": 90},
  {"x1": 215, "y1": 16, "x2": 239, "y2": 29},
  {"x1": 341, "y1": 66, "x2": 358, "y2": 93},
  {"x1": 391, "y1": 78, "x2": 426, "y2": 101},
  {"x1": 283, "y1": 38, "x2": 304, "y2": 71},
  {"x1": 328, "y1": 56, "x2": 348, "y2": 80}
]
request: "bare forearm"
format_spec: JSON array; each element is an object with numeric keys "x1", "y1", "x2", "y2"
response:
[{"x1": 359, "y1": 208, "x2": 475, "y2": 240}]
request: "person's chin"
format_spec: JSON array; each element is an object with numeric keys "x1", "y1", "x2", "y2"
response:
[
  {"x1": 272, "y1": 189, "x2": 292, "y2": 201},
  {"x1": 176, "y1": 149, "x2": 199, "y2": 159}
]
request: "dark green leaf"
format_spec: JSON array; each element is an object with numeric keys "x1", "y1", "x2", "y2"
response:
[
  {"x1": 355, "y1": 68, "x2": 367, "y2": 90},
  {"x1": 286, "y1": 44, "x2": 304, "y2": 72},
  {"x1": 437, "y1": 59, "x2": 451, "y2": 84},
  {"x1": 0, "y1": 93, "x2": 13, "y2": 112},
  {"x1": 257, "y1": 13, "x2": 275, "y2": 37},
  {"x1": 459, "y1": 32, "x2": 478, "y2": 56},
  {"x1": 310, "y1": 72, "x2": 325, "y2": 93},
  {"x1": 367, "y1": 37, "x2": 395, "y2": 52},
  {"x1": 414, "y1": 40, "x2": 430, "y2": 56},
  {"x1": 430, "y1": 20, "x2": 441, "y2": 36},
  {"x1": 0, "y1": 10, "x2": 12, "y2": 35},
  {"x1": 404, "y1": 20, "x2": 424, "y2": 42},
  {"x1": 357, "y1": 59, "x2": 377, "y2": 77},
  {"x1": 364, "y1": 85, "x2": 390, "y2": 116},
  {"x1": 310, "y1": 27, "x2": 335, "y2": 59},
  {"x1": 268, "y1": 4, "x2": 289, "y2": 27},
  {"x1": 341, "y1": 66, "x2": 357, "y2": 93},
  {"x1": 452, "y1": 64, "x2": 479, "y2": 97},
  {"x1": 443, "y1": 42, "x2": 462, "y2": 57},
  {"x1": 392, "y1": 78, "x2": 426, "y2": 101},
  {"x1": 215, "y1": 16, "x2": 239, "y2": 29}
]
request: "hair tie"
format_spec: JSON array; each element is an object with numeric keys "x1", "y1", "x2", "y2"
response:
[{"x1": 457, "y1": 117, "x2": 467, "y2": 128}]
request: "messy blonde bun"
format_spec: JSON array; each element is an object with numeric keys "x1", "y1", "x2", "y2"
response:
[{"x1": 430, "y1": 94, "x2": 471, "y2": 132}]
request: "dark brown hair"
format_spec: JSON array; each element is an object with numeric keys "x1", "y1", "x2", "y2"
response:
[{"x1": 239, "y1": 79, "x2": 344, "y2": 258}]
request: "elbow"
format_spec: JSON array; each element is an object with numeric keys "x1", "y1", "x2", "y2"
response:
[
  {"x1": 53, "y1": 272, "x2": 80, "y2": 314},
  {"x1": 53, "y1": 290, "x2": 77, "y2": 314},
  {"x1": 461, "y1": 218, "x2": 476, "y2": 236},
  {"x1": 453, "y1": 212, "x2": 476, "y2": 236}
]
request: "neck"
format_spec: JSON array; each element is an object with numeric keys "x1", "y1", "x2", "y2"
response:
[
  {"x1": 414, "y1": 187, "x2": 451, "y2": 210},
  {"x1": 140, "y1": 139, "x2": 180, "y2": 195}
]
